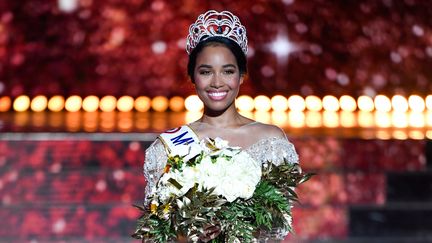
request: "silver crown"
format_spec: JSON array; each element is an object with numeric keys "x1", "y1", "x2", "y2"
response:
[{"x1": 186, "y1": 10, "x2": 248, "y2": 55}]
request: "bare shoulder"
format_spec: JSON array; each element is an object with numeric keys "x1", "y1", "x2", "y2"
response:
[{"x1": 248, "y1": 122, "x2": 286, "y2": 139}]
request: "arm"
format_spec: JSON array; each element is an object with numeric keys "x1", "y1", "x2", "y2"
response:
[{"x1": 143, "y1": 138, "x2": 168, "y2": 205}]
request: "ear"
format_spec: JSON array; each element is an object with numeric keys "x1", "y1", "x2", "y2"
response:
[{"x1": 239, "y1": 74, "x2": 245, "y2": 85}]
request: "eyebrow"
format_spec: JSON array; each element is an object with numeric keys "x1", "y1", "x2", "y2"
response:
[{"x1": 197, "y1": 64, "x2": 237, "y2": 69}]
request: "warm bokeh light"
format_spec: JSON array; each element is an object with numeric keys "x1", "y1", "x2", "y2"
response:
[
  {"x1": 427, "y1": 111, "x2": 432, "y2": 127},
  {"x1": 151, "y1": 96, "x2": 169, "y2": 112},
  {"x1": 374, "y1": 95, "x2": 391, "y2": 112},
  {"x1": 65, "y1": 96, "x2": 82, "y2": 112},
  {"x1": 358, "y1": 111, "x2": 374, "y2": 127},
  {"x1": 287, "y1": 95, "x2": 306, "y2": 111},
  {"x1": 185, "y1": 111, "x2": 202, "y2": 124},
  {"x1": 357, "y1": 96, "x2": 374, "y2": 112},
  {"x1": 340, "y1": 111, "x2": 356, "y2": 127},
  {"x1": 409, "y1": 112, "x2": 425, "y2": 128},
  {"x1": 254, "y1": 95, "x2": 272, "y2": 112},
  {"x1": 288, "y1": 111, "x2": 305, "y2": 128},
  {"x1": 30, "y1": 95, "x2": 48, "y2": 112},
  {"x1": 322, "y1": 95, "x2": 339, "y2": 112},
  {"x1": 426, "y1": 95, "x2": 432, "y2": 111},
  {"x1": 408, "y1": 95, "x2": 425, "y2": 112},
  {"x1": 254, "y1": 111, "x2": 271, "y2": 123},
  {"x1": 375, "y1": 111, "x2": 391, "y2": 128},
  {"x1": 391, "y1": 112, "x2": 408, "y2": 128},
  {"x1": 393, "y1": 130, "x2": 408, "y2": 140},
  {"x1": 409, "y1": 130, "x2": 425, "y2": 140},
  {"x1": 0, "y1": 96, "x2": 12, "y2": 112},
  {"x1": 271, "y1": 111, "x2": 288, "y2": 126},
  {"x1": 169, "y1": 96, "x2": 185, "y2": 112},
  {"x1": 236, "y1": 95, "x2": 254, "y2": 112},
  {"x1": 99, "y1": 96, "x2": 117, "y2": 112},
  {"x1": 305, "y1": 96, "x2": 322, "y2": 111},
  {"x1": 339, "y1": 95, "x2": 357, "y2": 112},
  {"x1": 305, "y1": 111, "x2": 322, "y2": 127},
  {"x1": 13, "y1": 95, "x2": 31, "y2": 112},
  {"x1": 323, "y1": 111, "x2": 339, "y2": 128},
  {"x1": 135, "y1": 96, "x2": 151, "y2": 112},
  {"x1": 117, "y1": 96, "x2": 134, "y2": 112},
  {"x1": 391, "y1": 95, "x2": 408, "y2": 112},
  {"x1": 48, "y1": 96, "x2": 65, "y2": 112},
  {"x1": 271, "y1": 95, "x2": 289, "y2": 112},
  {"x1": 185, "y1": 95, "x2": 203, "y2": 112},
  {"x1": 82, "y1": 96, "x2": 100, "y2": 112}
]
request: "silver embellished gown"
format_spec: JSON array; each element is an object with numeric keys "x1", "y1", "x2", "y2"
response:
[{"x1": 143, "y1": 136, "x2": 299, "y2": 242}]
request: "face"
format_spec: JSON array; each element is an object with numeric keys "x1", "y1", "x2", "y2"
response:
[{"x1": 193, "y1": 44, "x2": 244, "y2": 112}]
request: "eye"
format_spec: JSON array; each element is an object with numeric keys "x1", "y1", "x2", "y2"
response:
[
  {"x1": 223, "y1": 69, "x2": 236, "y2": 75},
  {"x1": 199, "y1": 70, "x2": 212, "y2": 75}
]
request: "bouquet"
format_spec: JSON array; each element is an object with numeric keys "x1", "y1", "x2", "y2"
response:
[{"x1": 133, "y1": 138, "x2": 313, "y2": 242}]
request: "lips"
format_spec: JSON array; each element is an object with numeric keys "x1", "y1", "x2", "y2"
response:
[{"x1": 207, "y1": 91, "x2": 228, "y2": 101}]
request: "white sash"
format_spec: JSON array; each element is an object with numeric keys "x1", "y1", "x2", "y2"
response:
[{"x1": 159, "y1": 125, "x2": 199, "y2": 153}]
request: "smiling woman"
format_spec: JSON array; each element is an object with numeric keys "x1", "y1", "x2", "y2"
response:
[{"x1": 137, "y1": 10, "x2": 304, "y2": 243}]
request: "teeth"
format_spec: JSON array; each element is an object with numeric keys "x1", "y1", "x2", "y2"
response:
[{"x1": 208, "y1": 92, "x2": 227, "y2": 97}]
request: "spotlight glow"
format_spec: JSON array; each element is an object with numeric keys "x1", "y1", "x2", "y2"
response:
[
  {"x1": 391, "y1": 95, "x2": 408, "y2": 112},
  {"x1": 185, "y1": 95, "x2": 203, "y2": 112},
  {"x1": 48, "y1": 96, "x2": 65, "y2": 112},
  {"x1": 426, "y1": 95, "x2": 432, "y2": 110},
  {"x1": 287, "y1": 95, "x2": 306, "y2": 111},
  {"x1": 339, "y1": 95, "x2": 357, "y2": 112},
  {"x1": 358, "y1": 96, "x2": 374, "y2": 112},
  {"x1": 408, "y1": 95, "x2": 425, "y2": 112},
  {"x1": 254, "y1": 95, "x2": 272, "y2": 112},
  {"x1": 271, "y1": 95, "x2": 289, "y2": 112},
  {"x1": 135, "y1": 96, "x2": 151, "y2": 112},
  {"x1": 322, "y1": 95, "x2": 340, "y2": 111},
  {"x1": 236, "y1": 95, "x2": 254, "y2": 112},
  {"x1": 374, "y1": 95, "x2": 391, "y2": 112},
  {"x1": 31, "y1": 95, "x2": 48, "y2": 112},
  {"x1": 288, "y1": 111, "x2": 305, "y2": 127},
  {"x1": 65, "y1": 95, "x2": 82, "y2": 112},
  {"x1": 151, "y1": 96, "x2": 169, "y2": 112},
  {"x1": 323, "y1": 111, "x2": 339, "y2": 128},
  {"x1": 169, "y1": 96, "x2": 185, "y2": 112},
  {"x1": 117, "y1": 96, "x2": 134, "y2": 112},
  {"x1": 13, "y1": 95, "x2": 30, "y2": 112},
  {"x1": 82, "y1": 96, "x2": 100, "y2": 112},
  {"x1": 0, "y1": 96, "x2": 12, "y2": 112},
  {"x1": 305, "y1": 96, "x2": 322, "y2": 111},
  {"x1": 100, "y1": 96, "x2": 117, "y2": 112}
]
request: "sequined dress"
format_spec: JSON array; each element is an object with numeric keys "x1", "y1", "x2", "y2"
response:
[{"x1": 143, "y1": 136, "x2": 299, "y2": 242}]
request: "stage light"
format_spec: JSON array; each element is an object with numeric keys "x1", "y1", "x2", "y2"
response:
[
  {"x1": 239, "y1": 110, "x2": 254, "y2": 119},
  {"x1": 408, "y1": 95, "x2": 425, "y2": 112},
  {"x1": 254, "y1": 95, "x2": 272, "y2": 112},
  {"x1": 374, "y1": 95, "x2": 391, "y2": 112},
  {"x1": 340, "y1": 111, "x2": 356, "y2": 127},
  {"x1": 185, "y1": 111, "x2": 202, "y2": 124},
  {"x1": 151, "y1": 96, "x2": 169, "y2": 112},
  {"x1": 305, "y1": 95, "x2": 322, "y2": 111},
  {"x1": 169, "y1": 96, "x2": 185, "y2": 112},
  {"x1": 287, "y1": 95, "x2": 305, "y2": 111},
  {"x1": 65, "y1": 96, "x2": 82, "y2": 112},
  {"x1": 135, "y1": 96, "x2": 151, "y2": 112},
  {"x1": 305, "y1": 111, "x2": 322, "y2": 127},
  {"x1": 427, "y1": 111, "x2": 432, "y2": 127},
  {"x1": 0, "y1": 96, "x2": 11, "y2": 112},
  {"x1": 30, "y1": 95, "x2": 48, "y2": 112},
  {"x1": 409, "y1": 131, "x2": 424, "y2": 140},
  {"x1": 288, "y1": 111, "x2": 305, "y2": 127},
  {"x1": 58, "y1": 0, "x2": 78, "y2": 13},
  {"x1": 322, "y1": 95, "x2": 339, "y2": 111},
  {"x1": 100, "y1": 95, "x2": 117, "y2": 112},
  {"x1": 271, "y1": 95, "x2": 289, "y2": 112},
  {"x1": 13, "y1": 95, "x2": 30, "y2": 112},
  {"x1": 323, "y1": 111, "x2": 339, "y2": 127},
  {"x1": 339, "y1": 95, "x2": 356, "y2": 112},
  {"x1": 185, "y1": 95, "x2": 203, "y2": 112},
  {"x1": 82, "y1": 96, "x2": 100, "y2": 112},
  {"x1": 271, "y1": 111, "x2": 288, "y2": 126},
  {"x1": 254, "y1": 111, "x2": 271, "y2": 123},
  {"x1": 117, "y1": 95, "x2": 134, "y2": 112},
  {"x1": 375, "y1": 111, "x2": 391, "y2": 128},
  {"x1": 48, "y1": 96, "x2": 65, "y2": 112},
  {"x1": 358, "y1": 111, "x2": 374, "y2": 127},
  {"x1": 358, "y1": 96, "x2": 374, "y2": 112},
  {"x1": 236, "y1": 95, "x2": 254, "y2": 112},
  {"x1": 393, "y1": 131, "x2": 408, "y2": 140},
  {"x1": 409, "y1": 112, "x2": 425, "y2": 127},
  {"x1": 391, "y1": 95, "x2": 408, "y2": 112},
  {"x1": 426, "y1": 95, "x2": 432, "y2": 110},
  {"x1": 392, "y1": 112, "x2": 408, "y2": 128}
]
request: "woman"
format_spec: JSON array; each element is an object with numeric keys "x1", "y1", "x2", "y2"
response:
[{"x1": 143, "y1": 10, "x2": 300, "y2": 242}]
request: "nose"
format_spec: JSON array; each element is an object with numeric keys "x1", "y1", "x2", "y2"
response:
[{"x1": 210, "y1": 73, "x2": 224, "y2": 88}]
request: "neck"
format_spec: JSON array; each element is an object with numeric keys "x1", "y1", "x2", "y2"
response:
[{"x1": 199, "y1": 103, "x2": 243, "y2": 128}]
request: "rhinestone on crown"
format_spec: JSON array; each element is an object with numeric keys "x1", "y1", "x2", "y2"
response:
[{"x1": 186, "y1": 10, "x2": 248, "y2": 55}]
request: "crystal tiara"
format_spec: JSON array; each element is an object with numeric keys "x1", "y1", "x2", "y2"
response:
[{"x1": 186, "y1": 10, "x2": 248, "y2": 55}]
